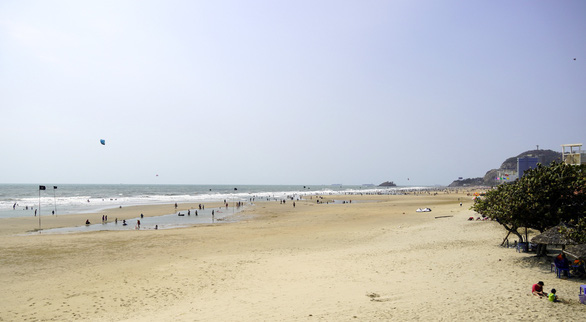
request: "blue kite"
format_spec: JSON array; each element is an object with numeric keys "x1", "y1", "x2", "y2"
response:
[{"x1": 100, "y1": 139, "x2": 106, "y2": 145}]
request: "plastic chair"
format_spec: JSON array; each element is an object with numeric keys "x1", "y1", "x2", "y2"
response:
[
  {"x1": 556, "y1": 266, "x2": 571, "y2": 278},
  {"x1": 516, "y1": 242, "x2": 528, "y2": 253},
  {"x1": 571, "y1": 262, "x2": 585, "y2": 277}
]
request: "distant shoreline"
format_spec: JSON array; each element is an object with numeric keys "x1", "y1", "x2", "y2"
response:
[{"x1": 0, "y1": 183, "x2": 444, "y2": 220}]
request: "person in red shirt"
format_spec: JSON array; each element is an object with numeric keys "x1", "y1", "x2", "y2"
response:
[{"x1": 532, "y1": 281, "x2": 547, "y2": 297}]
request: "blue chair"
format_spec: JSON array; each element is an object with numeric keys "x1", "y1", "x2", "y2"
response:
[
  {"x1": 516, "y1": 242, "x2": 528, "y2": 253},
  {"x1": 551, "y1": 262, "x2": 572, "y2": 278},
  {"x1": 556, "y1": 265, "x2": 571, "y2": 278}
]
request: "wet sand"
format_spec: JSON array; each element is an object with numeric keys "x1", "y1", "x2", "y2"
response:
[{"x1": 1, "y1": 192, "x2": 584, "y2": 321}]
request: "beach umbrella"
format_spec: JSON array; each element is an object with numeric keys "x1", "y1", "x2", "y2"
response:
[
  {"x1": 564, "y1": 244, "x2": 586, "y2": 259},
  {"x1": 531, "y1": 223, "x2": 578, "y2": 246}
]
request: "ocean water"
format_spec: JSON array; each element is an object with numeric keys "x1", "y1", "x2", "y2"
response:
[
  {"x1": 0, "y1": 184, "x2": 420, "y2": 219},
  {"x1": 38, "y1": 206, "x2": 237, "y2": 234}
]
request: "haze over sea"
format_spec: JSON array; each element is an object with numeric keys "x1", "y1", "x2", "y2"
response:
[{"x1": 0, "y1": 184, "x2": 429, "y2": 219}]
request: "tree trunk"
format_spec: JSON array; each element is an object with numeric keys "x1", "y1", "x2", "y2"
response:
[
  {"x1": 501, "y1": 231, "x2": 511, "y2": 247},
  {"x1": 535, "y1": 244, "x2": 548, "y2": 257}
]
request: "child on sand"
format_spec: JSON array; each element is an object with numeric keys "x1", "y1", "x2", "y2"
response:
[
  {"x1": 548, "y1": 289, "x2": 559, "y2": 302},
  {"x1": 532, "y1": 281, "x2": 547, "y2": 297}
]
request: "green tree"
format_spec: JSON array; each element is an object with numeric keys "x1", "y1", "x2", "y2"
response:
[
  {"x1": 561, "y1": 215, "x2": 586, "y2": 244},
  {"x1": 473, "y1": 178, "x2": 530, "y2": 243},
  {"x1": 472, "y1": 162, "x2": 586, "y2": 243}
]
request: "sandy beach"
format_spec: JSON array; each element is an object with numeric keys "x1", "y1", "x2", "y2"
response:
[{"x1": 1, "y1": 192, "x2": 584, "y2": 321}]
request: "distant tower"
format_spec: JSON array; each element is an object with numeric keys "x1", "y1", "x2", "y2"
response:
[{"x1": 536, "y1": 145, "x2": 539, "y2": 150}]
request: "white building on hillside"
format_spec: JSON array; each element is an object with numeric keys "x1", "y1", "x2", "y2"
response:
[{"x1": 561, "y1": 143, "x2": 586, "y2": 165}]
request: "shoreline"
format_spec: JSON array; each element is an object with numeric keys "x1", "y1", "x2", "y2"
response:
[
  {"x1": 0, "y1": 183, "x2": 477, "y2": 220},
  {"x1": 0, "y1": 187, "x2": 481, "y2": 236},
  {"x1": 0, "y1": 201, "x2": 229, "y2": 236},
  {"x1": 1, "y1": 191, "x2": 583, "y2": 320}
]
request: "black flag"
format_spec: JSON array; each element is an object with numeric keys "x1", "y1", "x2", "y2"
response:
[{"x1": 39, "y1": 185, "x2": 46, "y2": 190}]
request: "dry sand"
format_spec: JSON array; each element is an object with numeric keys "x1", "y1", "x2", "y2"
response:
[{"x1": 1, "y1": 192, "x2": 584, "y2": 321}]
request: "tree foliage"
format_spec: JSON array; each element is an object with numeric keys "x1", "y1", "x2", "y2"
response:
[
  {"x1": 561, "y1": 215, "x2": 586, "y2": 244},
  {"x1": 472, "y1": 162, "x2": 586, "y2": 242}
]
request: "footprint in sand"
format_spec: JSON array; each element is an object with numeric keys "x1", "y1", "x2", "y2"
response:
[
  {"x1": 367, "y1": 293, "x2": 380, "y2": 299},
  {"x1": 367, "y1": 292, "x2": 394, "y2": 302}
]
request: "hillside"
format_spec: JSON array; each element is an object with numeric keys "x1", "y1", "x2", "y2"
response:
[{"x1": 449, "y1": 149, "x2": 562, "y2": 187}]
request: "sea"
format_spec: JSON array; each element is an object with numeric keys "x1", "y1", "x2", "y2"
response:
[{"x1": 0, "y1": 184, "x2": 427, "y2": 233}]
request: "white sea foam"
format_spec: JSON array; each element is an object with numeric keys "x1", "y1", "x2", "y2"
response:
[{"x1": 0, "y1": 184, "x2": 434, "y2": 219}]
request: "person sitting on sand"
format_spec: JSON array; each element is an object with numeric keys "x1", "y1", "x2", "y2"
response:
[
  {"x1": 85, "y1": 219, "x2": 90, "y2": 225},
  {"x1": 572, "y1": 259, "x2": 585, "y2": 276},
  {"x1": 532, "y1": 281, "x2": 547, "y2": 297},
  {"x1": 548, "y1": 289, "x2": 559, "y2": 302}
]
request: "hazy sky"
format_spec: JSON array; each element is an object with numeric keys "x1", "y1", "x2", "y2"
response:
[{"x1": 1, "y1": 1, "x2": 585, "y2": 186}]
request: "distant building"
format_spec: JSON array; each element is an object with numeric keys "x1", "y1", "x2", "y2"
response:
[
  {"x1": 518, "y1": 157, "x2": 539, "y2": 178},
  {"x1": 496, "y1": 170, "x2": 517, "y2": 183},
  {"x1": 495, "y1": 157, "x2": 538, "y2": 184},
  {"x1": 561, "y1": 143, "x2": 586, "y2": 165}
]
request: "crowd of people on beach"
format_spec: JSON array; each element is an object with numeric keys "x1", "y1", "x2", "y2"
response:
[{"x1": 83, "y1": 202, "x2": 237, "y2": 231}]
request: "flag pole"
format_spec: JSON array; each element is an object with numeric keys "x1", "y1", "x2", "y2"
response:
[
  {"x1": 53, "y1": 186, "x2": 57, "y2": 215},
  {"x1": 38, "y1": 185, "x2": 46, "y2": 231},
  {"x1": 233, "y1": 188, "x2": 237, "y2": 213},
  {"x1": 38, "y1": 187, "x2": 41, "y2": 230}
]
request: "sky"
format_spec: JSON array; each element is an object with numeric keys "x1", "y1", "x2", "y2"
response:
[{"x1": 1, "y1": 0, "x2": 585, "y2": 186}]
